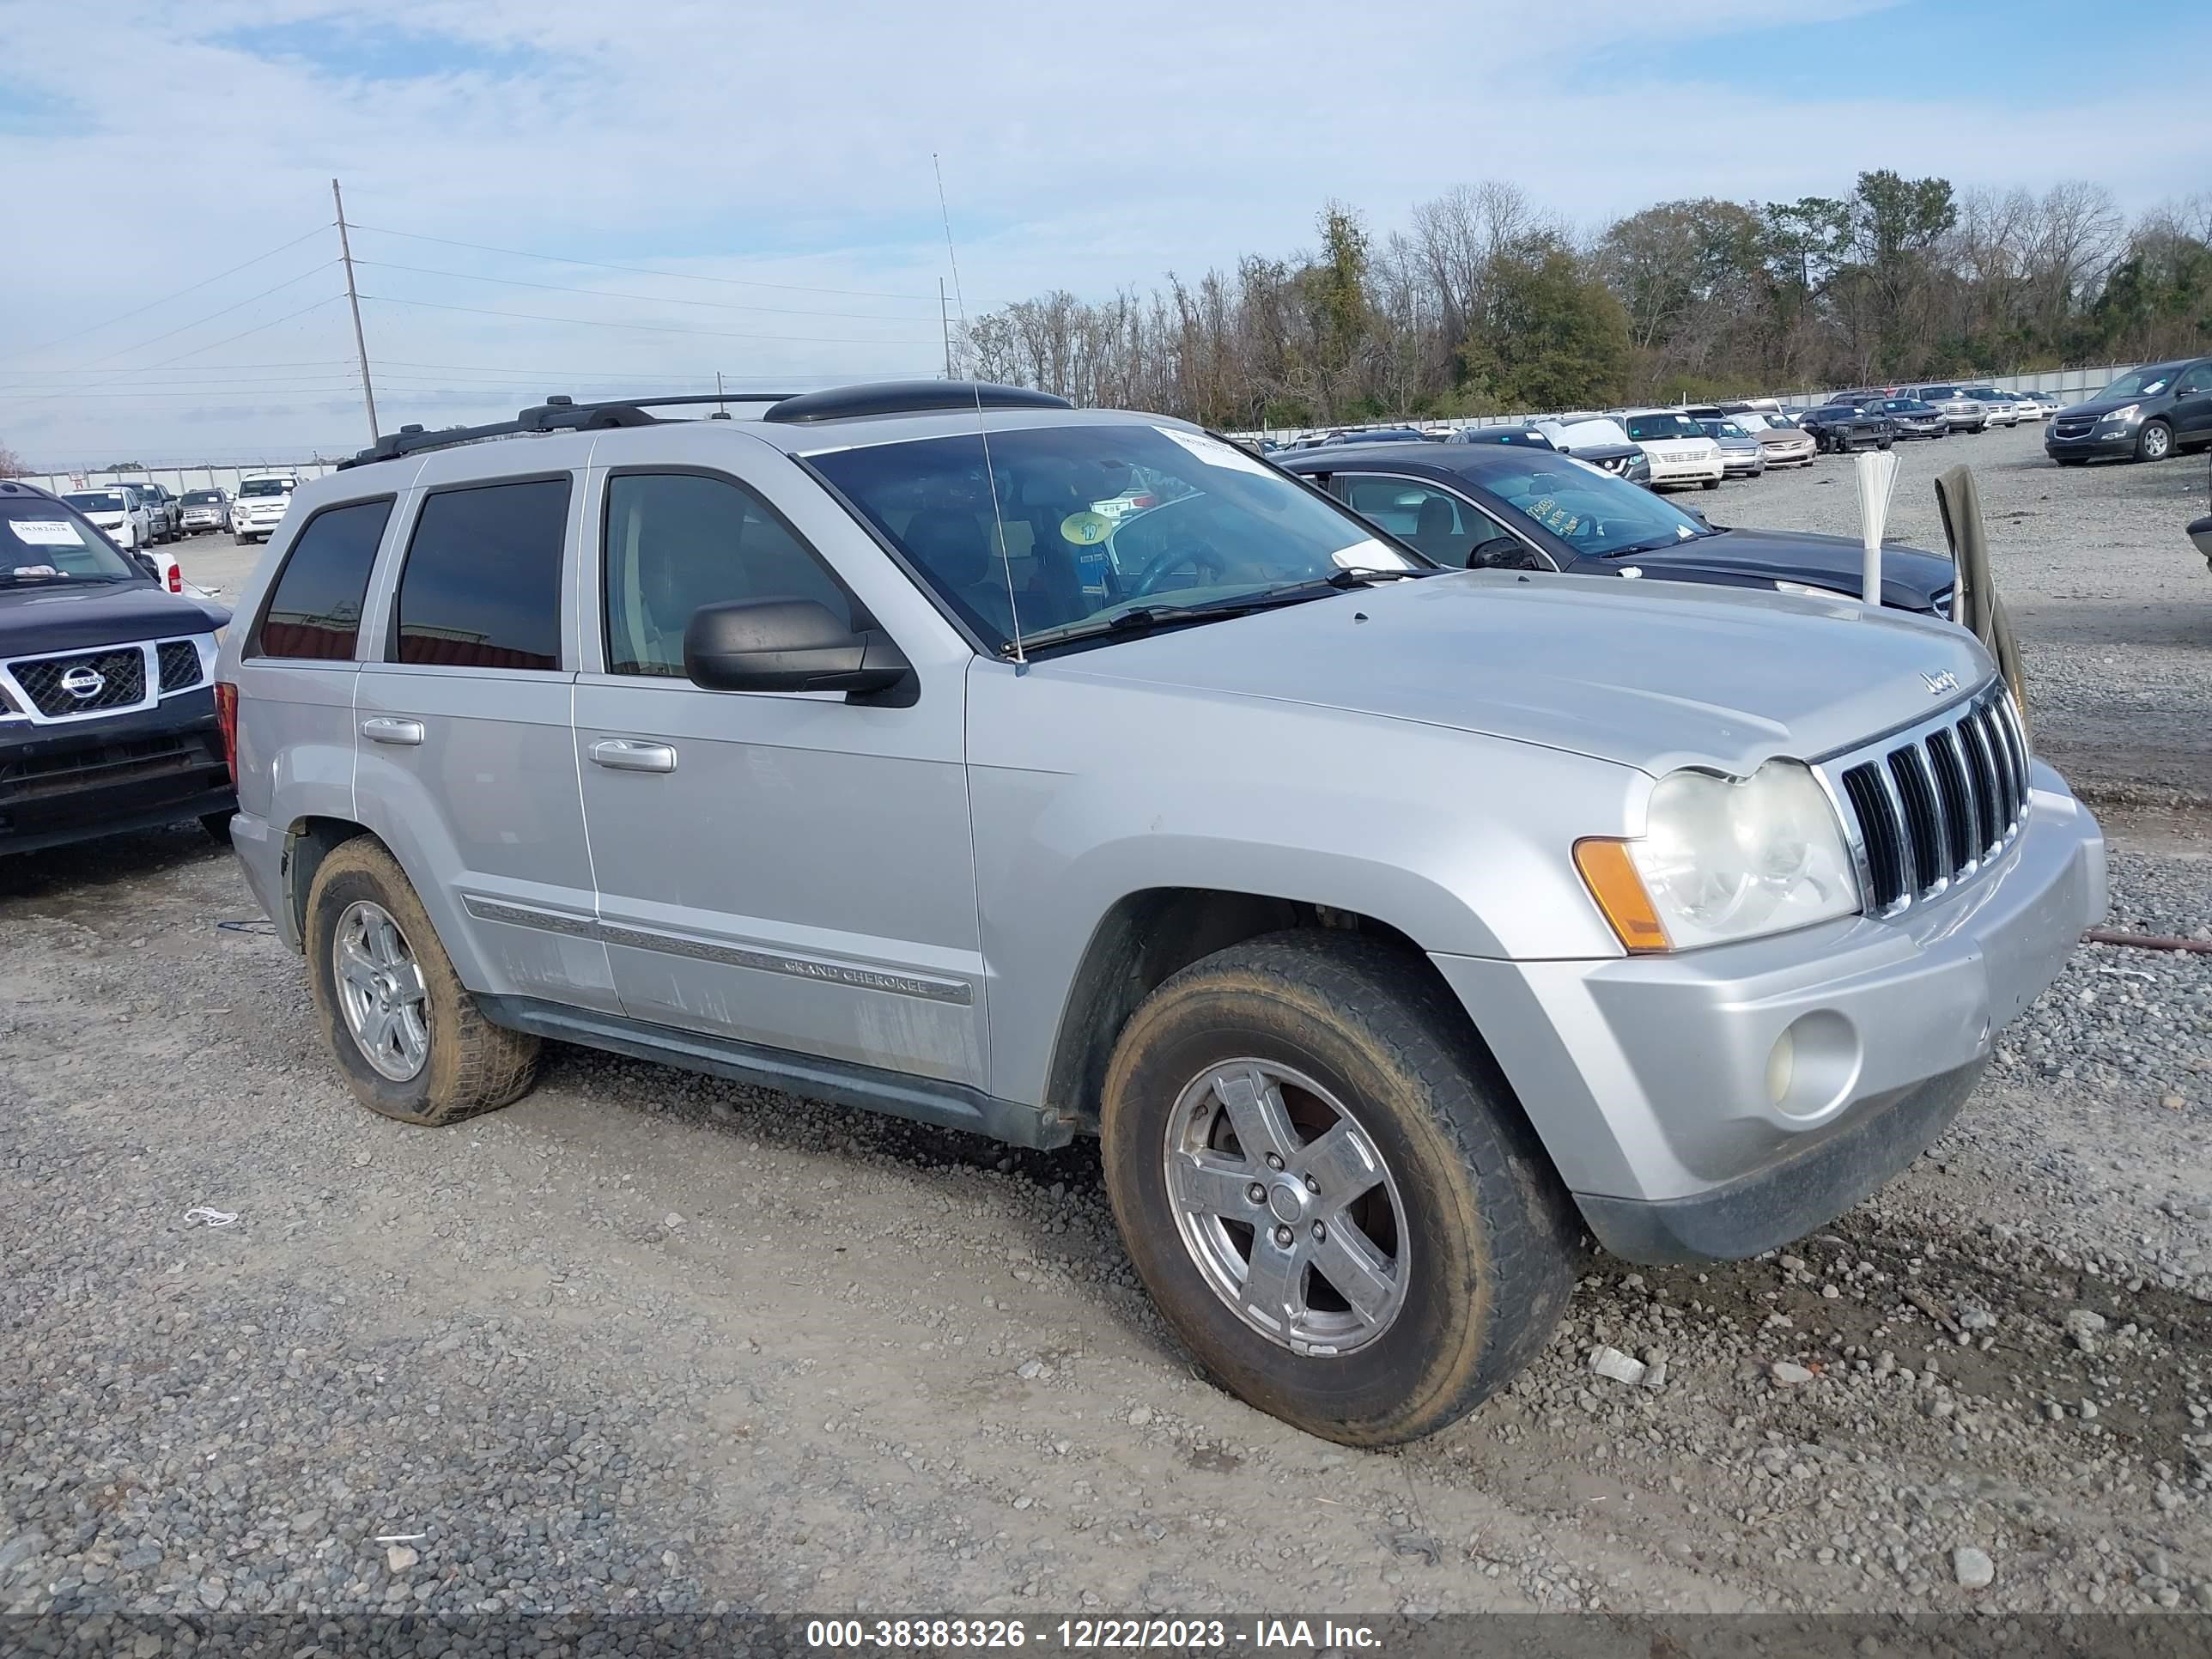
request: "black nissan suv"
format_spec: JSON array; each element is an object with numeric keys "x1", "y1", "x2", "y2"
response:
[{"x1": 1, "y1": 478, "x2": 234, "y2": 854}]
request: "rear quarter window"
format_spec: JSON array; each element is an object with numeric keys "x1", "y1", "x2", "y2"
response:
[{"x1": 253, "y1": 498, "x2": 395, "y2": 661}]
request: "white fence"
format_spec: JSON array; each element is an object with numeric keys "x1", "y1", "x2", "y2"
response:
[{"x1": 1231, "y1": 363, "x2": 2142, "y2": 445}]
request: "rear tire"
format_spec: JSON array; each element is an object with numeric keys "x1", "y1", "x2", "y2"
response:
[
  {"x1": 2136, "y1": 420, "x2": 2173, "y2": 463},
  {"x1": 305, "y1": 837, "x2": 539, "y2": 1127},
  {"x1": 1099, "y1": 931, "x2": 1581, "y2": 1446}
]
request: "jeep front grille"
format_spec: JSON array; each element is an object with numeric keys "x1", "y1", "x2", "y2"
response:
[
  {"x1": 8, "y1": 648, "x2": 148, "y2": 718},
  {"x1": 1831, "y1": 688, "x2": 2029, "y2": 916}
]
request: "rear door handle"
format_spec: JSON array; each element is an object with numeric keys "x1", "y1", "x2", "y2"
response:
[
  {"x1": 360, "y1": 717, "x2": 424, "y2": 746},
  {"x1": 589, "y1": 738, "x2": 678, "y2": 775}
]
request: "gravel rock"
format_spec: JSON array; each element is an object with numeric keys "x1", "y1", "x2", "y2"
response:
[
  {"x1": 1954, "y1": 1547, "x2": 1996, "y2": 1590},
  {"x1": 1769, "y1": 1361, "x2": 1815, "y2": 1387}
]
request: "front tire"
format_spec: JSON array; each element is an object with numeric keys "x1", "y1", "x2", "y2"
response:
[
  {"x1": 1701, "y1": 477, "x2": 1720, "y2": 490},
  {"x1": 1099, "y1": 932, "x2": 1581, "y2": 1446},
  {"x1": 305, "y1": 837, "x2": 539, "y2": 1126},
  {"x1": 2136, "y1": 420, "x2": 2173, "y2": 463}
]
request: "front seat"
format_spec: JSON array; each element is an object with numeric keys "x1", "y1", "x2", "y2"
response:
[
  {"x1": 902, "y1": 508, "x2": 1018, "y2": 644},
  {"x1": 1413, "y1": 495, "x2": 1464, "y2": 565}
]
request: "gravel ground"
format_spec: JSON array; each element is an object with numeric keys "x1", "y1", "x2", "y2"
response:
[{"x1": 3, "y1": 445, "x2": 2209, "y2": 1627}]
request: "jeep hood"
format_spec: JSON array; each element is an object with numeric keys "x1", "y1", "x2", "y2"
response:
[{"x1": 1044, "y1": 571, "x2": 1991, "y2": 777}]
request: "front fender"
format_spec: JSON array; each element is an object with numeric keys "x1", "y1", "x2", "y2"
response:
[{"x1": 966, "y1": 667, "x2": 1642, "y2": 1106}]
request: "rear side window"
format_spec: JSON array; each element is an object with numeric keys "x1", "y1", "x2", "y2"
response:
[
  {"x1": 255, "y1": 498, "x2": 393, "y2": 661},
  {"x1": 603, "y1": 471, "x2": 853, "y2": 678},
  {"x1": 393, "y1": 478, "x2": 569, "y2": 671}
]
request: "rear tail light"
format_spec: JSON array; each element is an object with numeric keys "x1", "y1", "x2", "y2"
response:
[
  {"x1": 213, "y1": 681, "x2": 239, "y2": 786},
  {"x1": 168, "y1": 565, "x2": 182, "y2": 593}
]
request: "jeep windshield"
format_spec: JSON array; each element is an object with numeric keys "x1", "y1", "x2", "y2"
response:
[
  {"x1": 810, "y1": 422, "x2": 1423, "y2": 656},
  {"x1": 3, "y1": 499, "x2": 139, "y2": 584}
]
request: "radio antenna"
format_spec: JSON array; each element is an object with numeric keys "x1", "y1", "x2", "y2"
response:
[{"x1": 934, "y1": 152, "x2": 1024, "y2": 663}]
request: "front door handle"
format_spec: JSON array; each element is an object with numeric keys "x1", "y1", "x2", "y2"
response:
[
  {"x1": 589, "y1": 738, "x2": 678, "y2": 775},
  {"x1": 361, "y1": 717, "x2": 424, "y2": 746}
]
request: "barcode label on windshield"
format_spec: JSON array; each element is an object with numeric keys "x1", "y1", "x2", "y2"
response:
[{"x1": 8, "y1": 520, "x2": 85, "y2": 547}]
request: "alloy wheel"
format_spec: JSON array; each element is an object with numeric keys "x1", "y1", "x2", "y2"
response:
[
  {"x1": 333, "y1": 900, "x2": 431, "y2": 1081},
  {"x1": 1162, "y1": 1060, "x2": 1410, "y2": 1355}
]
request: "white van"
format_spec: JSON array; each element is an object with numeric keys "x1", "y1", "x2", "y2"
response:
[{"x1": 1616, "y1": 410, "x2": 1725, "y2": 489}]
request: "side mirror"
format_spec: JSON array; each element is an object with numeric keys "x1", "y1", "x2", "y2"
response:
[
  {"x1": 1467, "y1": 536, "x2": 1539, "y2": 571},
  {"x1": 684, "y1": 599, "x2": 911, "y2": 698}
]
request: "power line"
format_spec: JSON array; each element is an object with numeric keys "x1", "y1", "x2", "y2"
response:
[
  {"x1": 346, "y1": 222, "x2": 936, "y2": 303},
  {"x1": 0, "y1": 226, "x2": 331, "y2": 367},
  {"x1": 356, "y1": 293, "x2": 940, "y2": 348},
  {"x1": 3, "y1": 296, "x2": 348, "y2": 411},
  {"x1": 351, "y1": 258, "x2": 952, "y2": 323},
  {"x1": 76, "y1": 263, "x2": 343, "y2": 371}
]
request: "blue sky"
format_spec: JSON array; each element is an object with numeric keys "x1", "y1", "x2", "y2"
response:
[{"x1": 2, "y1": 0, "x2": 2204, "y2": 466}]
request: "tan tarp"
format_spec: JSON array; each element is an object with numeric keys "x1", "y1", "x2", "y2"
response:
[{"x1": 1932, "y1": 465, "x2": 2029, "y2": 733}]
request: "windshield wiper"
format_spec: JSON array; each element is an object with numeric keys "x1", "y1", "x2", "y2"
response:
[{"x1": 1008, "y1": 568, "x2": 1423, "y2": 656}]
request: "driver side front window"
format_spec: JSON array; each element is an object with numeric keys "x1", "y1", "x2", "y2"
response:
[{"x1": 1340, "y1": 476, "x2": 1524, "y2": 568}]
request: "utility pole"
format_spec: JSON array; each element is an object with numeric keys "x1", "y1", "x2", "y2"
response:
[
  {"x1": 939, "y1": 278, "x2": 953, "y2": 380},
  {"x1": 331, "y1": 178, "x2": 379, "y2": 445}
]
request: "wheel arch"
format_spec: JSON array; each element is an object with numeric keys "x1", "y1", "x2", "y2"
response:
[
  {"x1": 1040, "y1": 887, "x2": 1502, "y2": 1138},
  {"x1": 283, "y1": 814, "x2": 376, "y2": 951}
]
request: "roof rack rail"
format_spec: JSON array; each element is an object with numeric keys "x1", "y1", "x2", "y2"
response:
[
  {"x1": 337, "y1": 392, "x2": 800, "y2": 470},
  {"x1": 759, "y1": 380, "x2": 1071, "y2": 424},
  {"x1": 337, "y1": 382, "x2": 1074, "y2": 469}
]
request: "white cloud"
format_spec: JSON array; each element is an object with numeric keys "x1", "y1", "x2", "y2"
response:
[{"x1": 2, "y1": 0, "x2": 2201, "y2": 464}]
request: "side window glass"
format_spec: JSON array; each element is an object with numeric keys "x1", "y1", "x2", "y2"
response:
[
  {"x1": 1340, "y1": 477, "x2": 1504, "y2": 567},
  {"x1": 254, "y1": 498, "x2": 393, "y2": 661},
  {"x1": 2177, "y1": 366, "x2": 2212, "y2": 396},
  {"x1": 394, "y1": 478, "x2": 570, "y2": 671},
  {"x1": 603, "y1": 472, "x2": 854, "y2": 678}
]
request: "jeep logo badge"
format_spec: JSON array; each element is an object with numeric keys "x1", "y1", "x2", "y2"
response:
[
  {"x1": 1921, "y1": 670, "x2": 1959, "y2": 696},
  {"x1": 58, "y1": 665, "x2": 106, "y2": 700}
]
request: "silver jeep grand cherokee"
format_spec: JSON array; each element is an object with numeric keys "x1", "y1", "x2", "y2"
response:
[{"x1": 216, "y1": 382, "x2": 2105, "y2": 1445}]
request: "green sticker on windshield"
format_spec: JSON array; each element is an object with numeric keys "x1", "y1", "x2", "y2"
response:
[{"x1": 1060, "y1": 510, "x2": 1113, "y2": 546}]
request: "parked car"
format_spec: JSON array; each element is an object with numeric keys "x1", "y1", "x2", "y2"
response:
[
  {"x1": 179, "y1": 488, "x2": 232, "y2": 535},
  {"x1": 1615, "y1": 408, "x2": 1724, "y2": 489},
  {"x1": 132, "y1": 483, "x2": 183, "y2": 542},
  {"x1": 1911, "y1": 386, "x2": 1992, "y2": 433},
  {"x1": 2016, "y1": 391, "x2": 2059, "y2": 421},
  {"x1": 62, "y1": 486, "x2": 159, "y2": 553},
  {"x1": 1728, "y1": 411, "x2": 1819, "y2": 467},
  {"x1": 1280, "y1": 441, "x2": 1956, "y2": 616},
  {"x1": 215, "y1": 382, "x2": 2106, "y2": 1449},
  {"x1": 1867, "y1": 398, "x2": 1949, "y2": 441},
  {"x1": 1796, "y1": 404, "x2": 1897, "y2": 453},
  {"x1": 1694, "y1": 417, "x2": 1768, "y2": 477},
  {"x1": 2045, "y1": 358, "x2": 2212, "y2": 465},
  {"x1": 231, "y1": 471, "x2": 300, "y2": 543},
  {"x1": 1520, "y1": 416, "x2": 1654, "y2": 486},
  {"x1": 1, "y1": 478, "x2": 235, "y2": 854},
  {"x1": 1960, "y1": 387, "x2": 2019, "y2": 428}
]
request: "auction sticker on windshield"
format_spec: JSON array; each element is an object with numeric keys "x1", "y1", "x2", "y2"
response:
[
  {"x1": 8, "y1": 520, "x2": 85, "y2": 547},
  {"x1": 1060, "y1": 510, "x2": 1113, "y2": 545},
  {"x1": 1153, "y1": 426, "x2": 1274, "y2": 478}
]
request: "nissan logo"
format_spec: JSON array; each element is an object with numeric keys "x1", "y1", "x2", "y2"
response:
[{"x1": 58, "y1": 665, "x2": 106, "y2": 700}]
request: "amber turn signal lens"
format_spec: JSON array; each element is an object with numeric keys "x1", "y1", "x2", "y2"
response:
[{"x1": 1573, "y1": 838, "x2": 1670, "y2": 953}]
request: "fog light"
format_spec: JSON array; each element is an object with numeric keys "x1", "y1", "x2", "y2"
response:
[{"x1": 1765, "y1": 1030, "x2": 1796, "y2": 1105}]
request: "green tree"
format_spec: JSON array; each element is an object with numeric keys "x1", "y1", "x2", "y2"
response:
[{"x1": 1465, "y1": 245, "x2": 1630, "y2": 410}]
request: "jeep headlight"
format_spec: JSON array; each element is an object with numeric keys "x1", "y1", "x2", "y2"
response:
[{"x1": 1576, "y1": 761, "x2": 1861, "y2": 951}]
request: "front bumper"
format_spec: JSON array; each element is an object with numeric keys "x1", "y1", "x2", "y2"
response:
[
  {"x1": 0, "y1": 692, "x2": 234, "y2": 854},
  {"x1": 1941, "y1": 411, "x2": 1987, "y2": 430},
  {"x1": 1431, "y1": 763, "x2": 2104, "y2": 1263},
  {"x1": 2046, "y1": 428, "x2": 2138, "y2": 460},
  {"x1": 1720, "y1": 453, "x2": 1765, "y2": 477},
  {"x1": 1760, "y1": 441, "x2": 1817, "y2": 465}
]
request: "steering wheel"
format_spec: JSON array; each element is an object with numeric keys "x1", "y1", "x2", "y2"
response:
[{"x1": 1129, "y1": 542, "x2": 1231, "y2": 599}]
